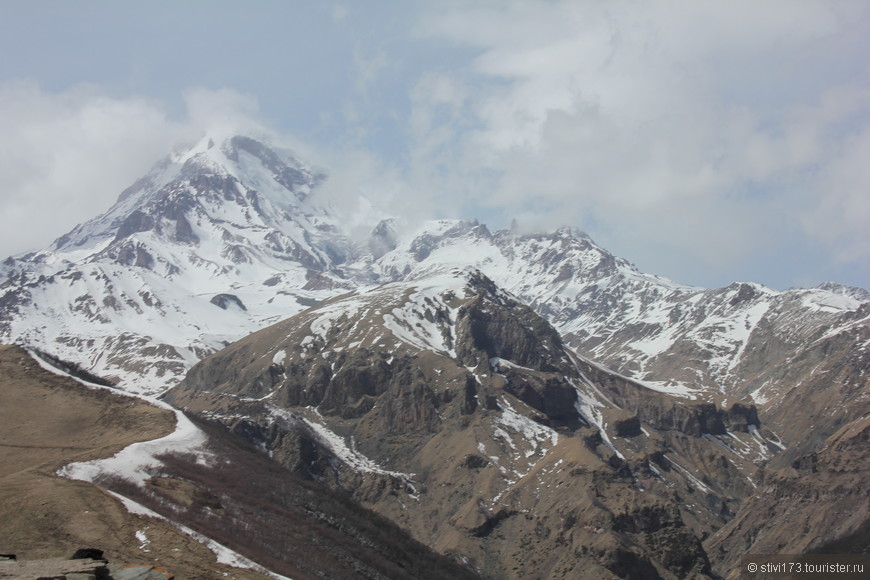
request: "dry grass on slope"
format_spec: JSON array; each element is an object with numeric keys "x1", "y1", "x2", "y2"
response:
[{"x1": 0, "y1": 344, "x2": 271, "y2": 579}]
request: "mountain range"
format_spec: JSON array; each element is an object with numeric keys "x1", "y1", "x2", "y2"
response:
[{"x1": 1, "y1": 132, "x2": 867, "y2": 578}]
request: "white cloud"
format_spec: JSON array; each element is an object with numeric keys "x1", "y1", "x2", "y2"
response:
[
  {"x1": 182, "y1": 87, "x2": 262, "y2": 137},
  {"x1": 353, "y1": 48, "x2": 390, "y2": 95},
  {"x1": 331, "y1": 4, "x2": 349, "y2": 22},
  {"x1": 0, "y1": 81, "x2": 178, "y2": 256},
  {"x1": 801, "y1": 104, "x2": 870, "y2": 265},
  {"x1": 410, "y1": 0, "x2": 870, "y2": 287},
  {"x1": 0, "y1": 83, "x2": 265, "y2": 258}
]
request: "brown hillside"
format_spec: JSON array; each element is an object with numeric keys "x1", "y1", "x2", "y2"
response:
[{"x1": 0, "y1": 344, "x2": 271, "y2": 579}]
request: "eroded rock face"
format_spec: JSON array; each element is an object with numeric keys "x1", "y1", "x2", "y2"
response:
[{"x1": 165, "y1": 271, "x2": 735, "y2": 579}]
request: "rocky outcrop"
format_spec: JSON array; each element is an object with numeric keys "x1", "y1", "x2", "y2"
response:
[
  {"x1": 165, "y1": 271, "x2": 726, "y2": 579},
  {"x1": 209, "y1": 293, "x2": 246, "y2": 311},
  {"x1": 114, "y1": 210, "x2": 154, "y2": 241},
  {"x1": 578, "y1": 355, "x2": 768, "y2": 440},
  {"x1": 0, "y1": 553, "x2": 175, "y2": 580},
  {"x1": 368, "y1": 219, "x2": 399, "y2": 259}
]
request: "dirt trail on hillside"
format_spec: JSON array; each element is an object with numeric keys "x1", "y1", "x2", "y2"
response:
[{"x1": 0, "y1": 344, "x2": 271, "y2": 579}]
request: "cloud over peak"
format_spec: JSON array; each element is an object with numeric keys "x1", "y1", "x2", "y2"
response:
[
  {"x1": 407, "y1": 0, "x2": 870, "y2": 288},
  {"x1": 0, "y1": 84, "x2": 268, "y2": 257}
]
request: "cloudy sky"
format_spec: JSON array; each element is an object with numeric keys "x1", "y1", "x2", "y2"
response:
[{"x1": 1, "y1": 1, "x2": 868, "y2": 291}]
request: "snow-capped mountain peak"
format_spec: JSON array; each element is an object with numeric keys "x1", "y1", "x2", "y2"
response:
[
  {"x1": 0, "y1": 133, "x2": 356, "y2": 394},
  {"x1": 50, "y1": 132, "x2": 328, "y2": 254}
]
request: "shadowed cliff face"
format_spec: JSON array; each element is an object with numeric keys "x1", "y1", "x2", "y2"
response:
[{"x1": 163, "y1": 270, "x2": 797, "y2": 579}]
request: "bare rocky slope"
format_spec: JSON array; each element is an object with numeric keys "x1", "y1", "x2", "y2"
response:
[{"x1": 163, "y1": 269, "x2": 798, "y2": 579}]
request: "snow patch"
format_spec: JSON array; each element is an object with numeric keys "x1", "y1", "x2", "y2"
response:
[
  {"x1": 60, "y1": 399, "x2": 211, "y2": 487},
  {"x1": 108, "y1": 492, "x2": 294, "y2": 580},
  {"x1": 269, "y1": 405, "x2": 415, "y2": 484},
  {"x1": 496, "y1": 397, "x2": 559, "y2": 453},
  {"x1": 490, "y1": 357, "x2": 534, "y2": 373},
  {"x1": 135, "y1": 529, "x2": 150, "y2": 552}
]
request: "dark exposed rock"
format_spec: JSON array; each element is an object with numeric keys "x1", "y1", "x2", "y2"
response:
[
  {"x1": 728, "y1": 282, "x2": 758, "y2": 306},
  {"x1": 114, "y1": 210, "x2": 153, "y2": 241},
  {"x1": 722, "y1": 402, "x2": 759, "y2": 433},
  {"x1": 383, "y1": 378, "x2": 441, "y2": 434},
  {"x1": 460, "y1": 454, "x2": 489, "y2": 469},
  {"x1": 320, "y1": 354, "x2": 392, "y2": 418},
  {"x1": 209, "y1": 293, "x2": 247, "y2": 311},
  {"x1": 29, "y1": 348, "x2": 116, "y2": 387},
  {"x1": 612, "y1": 504, "x2": 681, "y2": 534},
  {"x1": 222, "y1": 245, "x2": 250, "y2": 264},
  {"x1": 116, "y1": 242, "x2": 155, "y2": 270},
  {"x1": 602, "y1": 548, "x2": 664, "y2": 580},
  {"x1": 471, "y1": 508, "x2": 517, "y2": 538},
  {"x1": 173, "y1": 214, "x2": 198, "y2": 244},
  {"x1": 458, "y1": 297, "x2": 564, "y2": 373},
  {"x1": 70, "y1": 548, "x2": 105, "y2": 561},
  {"x1": 613, "y1": 413, "x2": 642, "y2": 438},
  {"x1": 462, "y1": 375, "x2": 478, "y2": 414},
  {"x1": 369, "y1": 219, "x2": 398, "y2": 259}
]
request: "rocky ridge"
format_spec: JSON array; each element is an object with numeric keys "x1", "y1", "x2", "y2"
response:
[
  {"x1": 164, "y1": 269, "x2": 794, "y2": 579},
  {"x1": 369, "y1": 220, "x2": 869, "y2": 458}
]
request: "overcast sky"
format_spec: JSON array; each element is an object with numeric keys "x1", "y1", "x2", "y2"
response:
[{"x1": 1, "y1": 0, "x2": 868, "y2": 291}]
